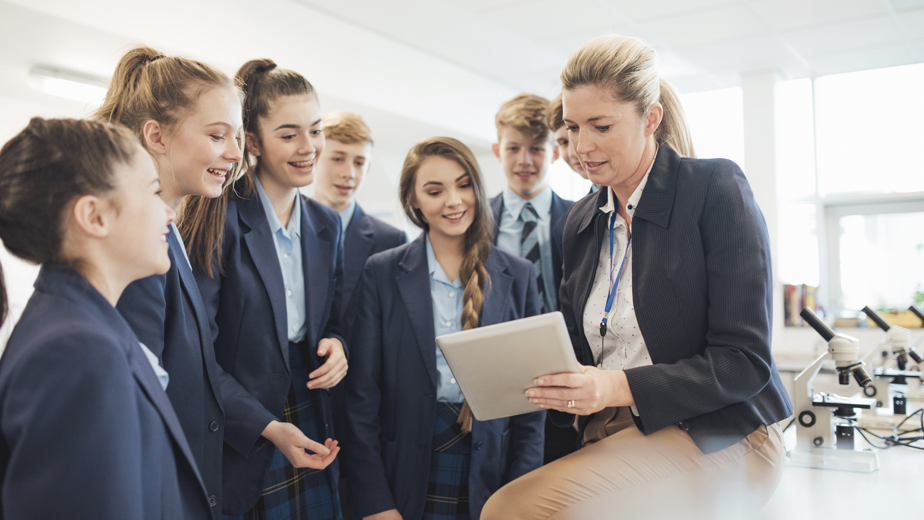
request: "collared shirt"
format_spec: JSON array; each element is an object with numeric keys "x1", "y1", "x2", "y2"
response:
[
  {"x1": 170, "y1": 223, "x2": 191, "y2": 270},
  {"x1": 338, "y1": 199, "x2": 356, "y2": 242},
  {"x1": 425, "y1": 236, "x2": 466, "y2": 403},
  {"x1": 582, "y1": 154, "x2": 656, "y2": 414},
  {"x1": 496, "y1": 186, "x2": 557, "y2": 312},
  {"x1": 139, "y1": 342, "x2": 170, "y2": 391},
  {"x1": 255, "y1": 177, "x2": 307, "y2": 343}
]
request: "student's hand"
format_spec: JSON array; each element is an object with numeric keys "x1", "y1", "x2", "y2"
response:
[
  {"x1": 308, "y1": 337, "x2": 348, "y2": 389},
  {"x1": 261, "y1": 420, "x2": 339, "y2": 469},
  {"x1": 525, "y1": 366, "x2": 635, "y2": 415},
  {"x1": 364, "y1": 509, "x2": 403, "y2": 520}
]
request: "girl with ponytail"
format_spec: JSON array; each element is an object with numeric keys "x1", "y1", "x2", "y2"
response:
[
  {"x1": 344, "y1": 137, "x2": 544, "y2": 520},
  {"x1": 94, "y1": 46, "x2": 277, "y2": 519},
  {"x1": 188, "y1": 59, "x2": 345, "y2": 519},
  {"x1": 0, "y1": 118, "x2": 210, "y2": 518}
]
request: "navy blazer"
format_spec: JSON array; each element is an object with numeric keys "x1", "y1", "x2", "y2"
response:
[
  {"x1": 490, "y1": 189, "x2": 573, "y2": 310},
  {"x1": 194, "y1": 190, "x2": 346, "y2": 513},
  {"x1": 341, "y1": 202, "x2": 407, "y2": 323},
  {"x1": 344, "y1": 236, "x2": 545, "y2": 520},
  {"x1": 0, "y1": 266, "x2": 211, "y2": 520},
  {"x1": 552, "y1": 144, "x2": 793, "y2": 454},
  {"x1": 117, "y1": 227, "x2": 226, "y2": 516}
]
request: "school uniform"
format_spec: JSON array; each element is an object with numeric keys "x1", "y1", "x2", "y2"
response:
[
  {"x1": 0, "y1": 266, "x2": 211, "y2": 520},
  {"x1": 194, "y1": 178, "x2": 345, "y2": 519},
  {"x1": 344, "y1": 235, "x2": 545, "y2": 520},
  {"x1": 490, "y1": 187, "x2": 577, "y2": 463},
  {"x1": 118, "y1": 223, "x2": 236, "y2": 517}
]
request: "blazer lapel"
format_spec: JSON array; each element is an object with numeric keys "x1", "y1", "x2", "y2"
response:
[
  {"x1": 396, "y1": 236, "x2": 439, "y2": 389},
  {"x1": 300, "y1": 198, "x2": 332, "y2": 353},
  {"x1": 240, "y1": 196, "x2": 290, "y2": 367},
  {"x1": 490, "y1": 194, "x2": 503, "y2": 244},
  {"x1": 344, "y1": 206, "x2": 376, "y2": 296},
  {"x1": 481, "y1": 248, "x2": 513, "y2": 327},
  {"x1": 633, "y1": 142, "x2": 680, "y2": 230}
]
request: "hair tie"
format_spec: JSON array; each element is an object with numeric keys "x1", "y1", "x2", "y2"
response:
[
  {"x1": 148, "y1": 54, "x2": 166, "y2": 64},
  {"x1": 257, "y1": 63, "x2": 277, "y2": 74}
]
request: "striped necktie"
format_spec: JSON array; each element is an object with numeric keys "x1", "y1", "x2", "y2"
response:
[{"x1": 520, "y1": 202, "x2": 545, "y2": 313}]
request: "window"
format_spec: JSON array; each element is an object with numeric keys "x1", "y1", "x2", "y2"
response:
[{"x1": 681, "y1": 87, "x2": 745, "y2": 169}]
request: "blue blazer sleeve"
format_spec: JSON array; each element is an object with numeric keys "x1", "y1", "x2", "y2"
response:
[
  {"x1": 2, "y1": 331, "x2": 149, "y2": 518},
  {"x1": 625, "y1": 160, "x2": 777, "y2": 434},
  {"x1": 343, "y1": 255, "x2": 397, "y2": 514}
]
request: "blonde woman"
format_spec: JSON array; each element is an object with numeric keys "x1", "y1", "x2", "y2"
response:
[{"x1": 483, "y1": 35, "x2": 791, "y2": 519}]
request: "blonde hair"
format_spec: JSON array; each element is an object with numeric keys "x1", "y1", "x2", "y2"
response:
[
  {"x1": 495, "y1": 94, "x2": 552, "y2": 142},
  {"x1": 561, "y1": 35, "x2": 696, "y2": 158},
  {"x1": 545, "y1": 94, "x2": 565, "y2": 132},
  {"x1": 399, "y1": 137, "x2": 493, "y2": 431},
  {"x1": 322, "y1": 112, "x2": 373, "y2": 146}
]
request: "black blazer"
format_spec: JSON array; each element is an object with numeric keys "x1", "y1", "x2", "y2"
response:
[
  {"x1": 344, "y1": 236, "x2": 545, "y2": 520},
  {"x1": 194, "y1": 190, "x2": 345, "y2": 513},
  {"x1": 341, "y1": 202, "x2": 407, "y2": 322},
  {"x1": 117, "y1": 227, "x2": 226, "y2": 516},
  {"x1": 553, "y1": 144, "x2": 793, "y2": 454},
  {"x1": 490, "y1": 189, "x2": 573, "y2": 311},
  {"x1": 0, "y1": 266, "x2": 210, "y2": 519}
]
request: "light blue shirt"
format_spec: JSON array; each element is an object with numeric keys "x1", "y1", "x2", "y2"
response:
[
  {"x1": 426, "y1": 236, "x2": 466, "y2": 403},
  {"x1": 139, "y1": 342, "x2": 169, "y2": 391},
  {"x1": 496, "y1": 186, "x2": 557, "y2": 312},
  {"x1": 338, "y1": 199, "x2": 356, "y2": 242},
  {"x1": 255, "y1": 177, "x2": 307, "y2": 343}
]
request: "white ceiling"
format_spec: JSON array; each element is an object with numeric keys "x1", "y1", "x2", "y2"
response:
[{"x1": 297, "y1": 0, "x2": 924, "y2": 95}]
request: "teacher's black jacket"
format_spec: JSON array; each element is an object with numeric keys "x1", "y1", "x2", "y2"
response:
[{"x1": 551, "y1": 144, "x2": 793, "y2": 454}]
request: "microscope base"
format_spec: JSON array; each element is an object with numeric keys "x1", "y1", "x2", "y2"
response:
[{"x1": 790, "y1": 448, "x2": 880, "y2": 473}]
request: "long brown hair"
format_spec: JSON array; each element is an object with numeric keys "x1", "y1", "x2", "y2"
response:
[
  {"x1": 0, "y1": 118, "x2": 139, "y2": 325},
  {"x1": 561, "y1": 35, "x2": 696, "y2": 158},
  {"x1": 399, "y1": 137, "x2": 493, "y2": 430},
  {"x1": 178, "y1": 58, "x2": 316, "y2": 277}
]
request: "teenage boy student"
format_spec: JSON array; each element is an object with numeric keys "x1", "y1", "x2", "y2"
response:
[
  {"x1": 491, "y1": 93, "x2": 577, "y2": 464},
  {"x1": 547, "y1": 93, "x2": 599, "y2": 196},
  {"x1": 312, "y1": 111, "x2": 406, "y2": 520}
]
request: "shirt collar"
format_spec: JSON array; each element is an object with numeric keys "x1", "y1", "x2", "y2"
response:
[
  {"x1": 599, "y1": 150, "x2": 656, "y2": 218},
  {"x1": 255, "y1": 176, "x2": 301, "y2": 238},
  {"x1": 338, "y1": 199, "x2": 357, "y2": 232},
  {"x1": 502, "y1": 185, "x2": 552, "y2": 221},
  {"x1": 425, "y1": 235, "x2": 463, "y2": 288}
]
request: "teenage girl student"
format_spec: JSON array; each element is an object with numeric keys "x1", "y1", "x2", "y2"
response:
[
  {"x1": 185, "y1": 59, "x2": 345, "y2": 520},
  {"x1": 0, "y1": 118, "x2": 210, "y2": 519},
  {"x1": 96, "y1": 47, "x2": 302, "y2": 518},
  {"x1": 344, "y1": 137, "x2": 545, "y2": 520}
]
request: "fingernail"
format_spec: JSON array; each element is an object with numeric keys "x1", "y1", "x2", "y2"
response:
[
  {"x1": 529, "y1": 399, "x2": 538, "y2": 404},
  {"x1": 307, "y1": 384, "x2": 313, "y2": 389},
  {"x1": 525, "y1": 391, "x2": 533, "y2": 397},
  {"x1": 535, "y1": 378, "x2": 544, "y2": 385},
  {"x1": 537, "y1": 404, "x2": 545, "y2": 409}
]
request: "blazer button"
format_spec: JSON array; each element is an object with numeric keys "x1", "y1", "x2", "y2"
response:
[
  {"x1": 475, "y1": 441, "x2": 484, "y2": 450},
  {"x1": 677, "y1": 421, "x2": 689, "y2": 432},
  {"x1": 209, "y1": 421, "x2": 220, "y2": 432},
  {"x1": 208, "y1": 495, "x2": 218, "y2": 507}
]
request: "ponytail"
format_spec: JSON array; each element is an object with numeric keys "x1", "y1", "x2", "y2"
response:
[
  {"x1": 656, "y1": 79, "x2": 696, "y2": 158},
  {"x1": 178, "y1": 58, "x2": 315, "y2": 278},
  {"x1": 399, "y1": 137, "x2": 493, "y2": 432}
]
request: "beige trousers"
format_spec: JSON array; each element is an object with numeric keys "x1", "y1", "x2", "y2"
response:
[{"x1": 481, "y1": 408, "x2": 785, "y2": 520}]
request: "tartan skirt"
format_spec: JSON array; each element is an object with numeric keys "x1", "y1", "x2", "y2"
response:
[
  {"x1": 224, "y1": 341, "x2": 342, "y2": 520},
  {"x1": 423, "y1": 402, "x2": 472, "y2": 520}
]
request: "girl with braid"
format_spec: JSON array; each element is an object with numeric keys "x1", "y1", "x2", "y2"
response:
[{"x1": 344, "y1": 137, "x2": 545, "y2": 520}]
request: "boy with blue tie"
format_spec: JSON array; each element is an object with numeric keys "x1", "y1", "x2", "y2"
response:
[{"x1": 490, "y1": 94, "x2": 577, "y2": 463}]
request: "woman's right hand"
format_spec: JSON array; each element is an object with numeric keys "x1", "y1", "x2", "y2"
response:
[
  {"x1": 364, "y1": 509, "x2": 403, "y2": 520},
  {"x1": 261, "y1": 420, "x2": 339, "y2": 469}
]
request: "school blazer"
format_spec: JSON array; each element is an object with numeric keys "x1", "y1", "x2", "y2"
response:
[
  {"x1": 117, "y1": 227, "x2": 227, "y2": 517},
  {"x1": 490, "y1": 190, "x2": 574, "y2": 310},
  {"x1": 0, "y1": 266, "x2": 211, "y2": 520},
  {"x1": 551, "y1": 144, "x2": 793, "y2": 454},
  {"x1": 194, "y1": 190, "x2": 346, "y2": 514},
  {"x1": 344, "y1": 236, "x2": 545, "y2": 520}
]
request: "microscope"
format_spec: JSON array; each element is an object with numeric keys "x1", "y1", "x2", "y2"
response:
[
  {"x1": 791, "y1": 308, "x2": 880, "y2": 472},
  {"x1": 855, "y1": 307, "x2": 923, "y2": 430}
]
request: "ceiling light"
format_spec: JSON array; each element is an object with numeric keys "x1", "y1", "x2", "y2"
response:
[{"x1": 29, "y1": 65, "x2": 108, "y2": 104}]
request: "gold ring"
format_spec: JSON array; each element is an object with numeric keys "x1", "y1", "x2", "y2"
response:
[{"x1": 567, "y1": 400, "x2": 575, "y2": 409}]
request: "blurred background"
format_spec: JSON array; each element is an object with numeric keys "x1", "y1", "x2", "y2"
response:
[{"x1": 1, "y1": 0, "x2": 923, "y2": 351}]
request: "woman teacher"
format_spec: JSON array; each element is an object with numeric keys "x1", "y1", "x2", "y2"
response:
[{"x1": 482, "y1": 35, "x2": 793, "y2": 519}]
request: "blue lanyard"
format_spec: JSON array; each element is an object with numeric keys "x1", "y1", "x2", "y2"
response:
[{"x1": 600, "y1": 212, "x2": 631, "y2": 337}]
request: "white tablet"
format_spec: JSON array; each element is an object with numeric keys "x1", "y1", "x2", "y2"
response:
[{"x1": 435, "y1": 311, "x2": 582, "y2": 421}]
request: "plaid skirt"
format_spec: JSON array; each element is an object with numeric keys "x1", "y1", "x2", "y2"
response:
[
  {"x1": 423, "y1": 402, "x2": 472, "y2": 520},
  {"x1": 224, "y1": 341, "x2": 342, "y2": 520}
]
